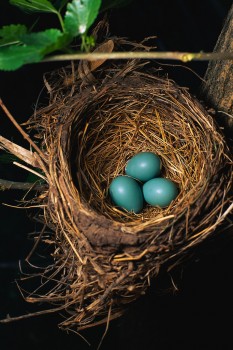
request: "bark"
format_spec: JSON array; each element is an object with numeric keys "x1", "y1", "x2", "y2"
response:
[{"x1": 201, "y1": 4, "x2": 233, "y2": 133}]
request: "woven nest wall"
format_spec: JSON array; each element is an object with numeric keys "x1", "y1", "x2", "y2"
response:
[{"x1": 3, "y1": 51, "x2": 232, "y2": 331}]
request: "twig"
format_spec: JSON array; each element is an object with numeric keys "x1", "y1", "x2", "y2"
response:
[
  {"x1": 97, "y1": 302, "x2": 112, "y2": 350},
  {"x1": 26, "y1": 225, "x2": 46, "y2": 262},
  {"x1": 0, "y1": 178, "x2": 47, "y2": 191},
  {"x1": 0, "y1": 99, "x2": 44, "y2": 160},
  {"x1": 13, "y1": 161, "x2": 47, "y2": 181},
  {"x1": 0, "y1": 305, "x2": 67, "y2": 324},
  {"x1": 0, "y1": 136, "x2": 39, "y2": 167},
  {"x1": 43, "y1": 50, "x2": 233, "y2": 63}
]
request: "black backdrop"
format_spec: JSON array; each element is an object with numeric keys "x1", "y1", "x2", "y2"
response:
[{"x1": 0, "y1": 1, "x2": 233, "y2": 349}]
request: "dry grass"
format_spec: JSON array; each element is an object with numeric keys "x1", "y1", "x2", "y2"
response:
[{"x1": 1, "y1": 46, "x2": 232, "y2": 331}]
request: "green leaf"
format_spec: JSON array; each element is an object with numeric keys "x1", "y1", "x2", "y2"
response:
[
  {"x1": 0, "y1": 45, "x2": 42, "y2": 70},
  {"x1": 21, "y1": 28, "x2": 66, "y2": 52},
  {"x1": 0, "y1": 29, "x2": 66, "y2": 70},
  {"x1": 64, "y1": 0, "x2": 102, "y2": 37},
  {"x1": 10, "y1": 0, "x2": 58, "y2": 13},
  {"x1": 0, "y1": 24, "x2": 27, "y2": 47}
]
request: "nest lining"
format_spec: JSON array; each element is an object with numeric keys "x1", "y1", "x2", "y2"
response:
[
  {"x1": 74, "y1": 76, "x2": 217, "y2": 227},
  {"x1": 6, "y1": 58, "x2": 232, "y2": 331}
]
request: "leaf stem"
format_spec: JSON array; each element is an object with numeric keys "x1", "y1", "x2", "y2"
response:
[
  {"x1": 42, "y1": 50, "x2": 233, "y2": 63},
  {"x1": 57, "y1": 11, "x2": 65, "y2": 32},
  {"x1": 81, "y1": 34, "x2": 87, "y2": 52}
]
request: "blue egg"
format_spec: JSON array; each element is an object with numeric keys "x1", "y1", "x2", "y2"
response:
[
  {"x1": 109, "y1": 176, "x2": 144, "y2": 213},
  {"x1": 125, "y1": 152, "x2": 161, "y2": 182},
  {"x1": 143, "y1": 178, "x2": 178, "y2": 208}
]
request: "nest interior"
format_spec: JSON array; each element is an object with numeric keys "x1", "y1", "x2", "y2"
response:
[
  {"x1": 4, "y1": 57, "x2": 232, "y2": 331},
  {"x1": 75, "y1": 73, "x2": 214, "y2": 226}
]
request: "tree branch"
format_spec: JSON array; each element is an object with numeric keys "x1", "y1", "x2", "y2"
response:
[
  {"x1": 0, "y1": 178, "x2": 47, "y2": 191},
  {"x1": 201, "y1": 4, "x2": 233, "y2": 132},
  {"x1": 42, "y1": 50, "x2": 233, "y2": 63}
]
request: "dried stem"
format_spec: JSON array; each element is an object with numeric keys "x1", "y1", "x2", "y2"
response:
[
  {"x1": 0, "y1": 305, "x2": 66, "y2": 324},
  {"x1": 43, "y1": 50, "x2": 233, "y2": 64},
  {"x1": 0, "y1": 178, "x2": 47, "y2": 191},
  {"x1": 0, "y1": 99, "x2": 44, "y2": 160}
]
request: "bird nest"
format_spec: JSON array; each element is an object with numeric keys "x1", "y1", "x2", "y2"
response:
[{"x1": 0, "y1": 44, "x2": 232, "y2": 332}]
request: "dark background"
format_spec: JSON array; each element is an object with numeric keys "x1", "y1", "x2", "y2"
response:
[{"x1": 0, "y1": 1, "x2": 233, "y2": 349}]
